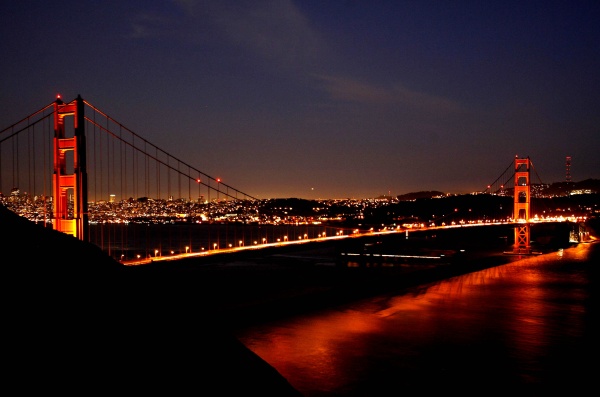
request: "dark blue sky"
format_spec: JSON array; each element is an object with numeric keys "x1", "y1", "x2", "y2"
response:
[{"x1": 1, "y1": 1, "x2": 599, "y2": 199}]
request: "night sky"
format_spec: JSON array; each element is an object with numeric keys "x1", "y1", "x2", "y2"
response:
[{"x1": 1, "y1": 1, "x2": 599, "y2": 200}]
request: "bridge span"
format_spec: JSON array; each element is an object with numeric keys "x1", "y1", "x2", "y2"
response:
[
  {"x1": 121, "y1": 220, "x2": 591, "y2": 266},
  {"x1": 1, "y1": 95, "x2": 593, "y2": 264}
]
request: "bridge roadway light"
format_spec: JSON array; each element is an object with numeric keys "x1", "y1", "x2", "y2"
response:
[{"x1": 185, "y1": 246, "x2": 189, "y2": 253}]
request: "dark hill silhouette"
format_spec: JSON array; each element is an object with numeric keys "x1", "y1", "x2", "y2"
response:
[
  {"x1": 542, "y1": 178, "x2": 600, "y2": 195},
  {"x1": 0, "y1": 204, "x2": 302, "y2": 396},
  {"x1": 396, "y1": 190, "x2": 446, "y2": 200}
]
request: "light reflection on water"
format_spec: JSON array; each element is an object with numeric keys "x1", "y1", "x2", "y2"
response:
[{"x1": 235, "y1": 243, "x2": 596, "y2": 396}]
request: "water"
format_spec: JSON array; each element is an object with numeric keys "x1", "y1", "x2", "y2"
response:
[{"x1": 235, "y1": 241, "x2": 597, "y2": 396}]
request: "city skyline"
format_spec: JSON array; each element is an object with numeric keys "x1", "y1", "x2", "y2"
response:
[{"x1": 1, "y1": 1, "x2": 599, "y2": 200}]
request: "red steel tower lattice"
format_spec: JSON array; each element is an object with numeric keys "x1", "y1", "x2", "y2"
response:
[
  {"x1": 566, "y1": 156, "x2": 572, "y2": 183},
  {"x1": 513, "y1": 156, "x2": 531, "y2": 254},
  {"x1": 52, "y1": 95, "x2": 88, "y2": 241}
]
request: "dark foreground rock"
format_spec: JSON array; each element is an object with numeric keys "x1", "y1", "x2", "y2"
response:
[{"x1": 1, "y1": 204, "x2": 302, "y2": 396}]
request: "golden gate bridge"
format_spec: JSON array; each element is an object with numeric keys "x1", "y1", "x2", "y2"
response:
[
  {"x1": 0, "y1": 95, "x2": 368, "y2": 263},
  {"x1": 0, "y1": 95, "x2": 577, "y2": 264}
]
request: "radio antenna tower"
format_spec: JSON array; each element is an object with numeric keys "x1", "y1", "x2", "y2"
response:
[{"x1": 565, "y1": 156, "x2": 572, "y2": 183}]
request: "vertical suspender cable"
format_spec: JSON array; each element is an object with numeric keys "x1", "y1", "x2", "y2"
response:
[
  {"x1": 106, "y1": 117, "x2": 112, "y2": 257},
  {"x1": 92, "y1": 112, "x2": 97, "y2": 204},
  {"x1": 12, "y1": 127, "x2": 17, "y2": 191},
  {"x1": 43, "y1": 116, "x2": 48, "y2": 225},
  {"x1": 28, "y1": 118, "x2": 32, "y2": 200},
  {"x1": 167, "y1": 156, "x2": 170, "y2": 200},
  {"x1": 145, "y1": 141, "x2": 149, "y2": 198},
  {"x1": 131, "y1": 134, "x2": 135, "y2": 199},
  {"x1": 119, "y1": 124, "x2": 125, "y2": 261},
  {"x1": 120, "y1": 125, "x2": 125, "y2": 200},
  {"x1": 156, "y1": 147, "x2": 160, "y2": 198}
]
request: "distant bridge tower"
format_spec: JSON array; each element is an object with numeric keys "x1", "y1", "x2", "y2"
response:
[
  {"x1": 52, "y1": 95, "x2": 88, "y2": 241},
  {"x1": 565, "y1": 156, "x2": 572, "y2": 183},
  {"x1": 513, "y1": 156, "x2": 531, "y2": 253}
]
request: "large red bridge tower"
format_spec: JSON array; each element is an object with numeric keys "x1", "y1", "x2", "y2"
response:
[
  {"x1": 52, "y1": 95, "x2": 88, "y2": 241},
  {"x1": 513, "y1": 156, "x2": 531, "y2": 254}
]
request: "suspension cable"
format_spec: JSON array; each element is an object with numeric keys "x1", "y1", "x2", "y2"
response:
[{"x1": 83, "y1": 99, "x2": 257, "y2": 200}]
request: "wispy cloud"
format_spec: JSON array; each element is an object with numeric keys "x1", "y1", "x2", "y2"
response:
[
  {"x1": 127, "y1": 13, "x2": 176, "y2": 39},
  {"x1": 316, "y1": 74, "x2": 463, "y2": 114},
  {"x1": 316, "y1": 75, "x2": 394, "y2": 104},
  {"x1": 389, "y1": 82, "x2": 463, "y2": 114},
  {"x1": 128, "y1": 1, "x2": 463, "y2": 120},
  {"x1": 130, "y1": 1, "x2": 328, "y2": 70},
  {"x1": 194, "y1": 1, "x2": 326, "y2": 68}
]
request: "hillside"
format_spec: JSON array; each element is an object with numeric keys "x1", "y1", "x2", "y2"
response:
[
  {"x1": 541, "y1": 178, "x2": 600, "y2": 196},
  {"x1": 0, "y1": 204, "x2": 302, "y2": 396}
]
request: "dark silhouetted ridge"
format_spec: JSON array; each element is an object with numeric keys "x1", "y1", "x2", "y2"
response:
[{"x1": 0, "y1": 204, "x2": 302, "y2": 396}]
